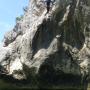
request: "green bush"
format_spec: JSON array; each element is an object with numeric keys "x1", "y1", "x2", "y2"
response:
[{"x1": 16, "y1": 15, "x2": 23, "y2": 22}]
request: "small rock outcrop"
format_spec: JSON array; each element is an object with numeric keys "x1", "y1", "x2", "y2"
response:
[{"x1": 0, "y1": 0, "x2": 90, "y2": 89}]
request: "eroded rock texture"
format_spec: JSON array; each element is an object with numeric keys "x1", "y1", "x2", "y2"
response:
[{"x1": 0, "y1": 0, "x2": 90, "y2": 89}]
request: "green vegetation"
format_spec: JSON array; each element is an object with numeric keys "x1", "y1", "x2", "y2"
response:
[{"x1": 16, "y1": 15, "x2": 23, "y2": 22}]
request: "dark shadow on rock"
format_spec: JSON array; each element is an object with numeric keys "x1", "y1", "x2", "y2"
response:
[
  {"x1": 32, "y1": 19, "x2": 57, "y2": 55},
  {"x1": 37, "y1": 50, "x2": 88, "y2": 90}
]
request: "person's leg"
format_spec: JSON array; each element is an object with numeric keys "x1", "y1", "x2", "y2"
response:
[
  {"x1": 46, "y1": 2, "x2": 50, "y2": 13},
  {"x1": 47, "y1": 6, "x2": 50, "y2": 13}
]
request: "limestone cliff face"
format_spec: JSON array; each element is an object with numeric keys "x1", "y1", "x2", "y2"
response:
[{"x1": 0, "y1": 0, "x2": 90, "y2": 87}]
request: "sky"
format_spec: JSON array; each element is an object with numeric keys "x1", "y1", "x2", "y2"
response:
[{"x1": 0, "y1": 0, "x2": 29, "y2": 44}]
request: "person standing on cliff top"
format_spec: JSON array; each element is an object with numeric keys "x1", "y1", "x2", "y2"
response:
[{"x1": 43, "y1": 0, "x2": 55, "y2": 14}]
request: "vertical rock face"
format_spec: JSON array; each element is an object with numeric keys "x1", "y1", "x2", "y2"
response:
[{"x1": 0, "y1": 0, "x2": 90, "y2": 88}]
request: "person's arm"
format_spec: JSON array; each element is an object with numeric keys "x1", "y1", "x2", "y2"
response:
[
  {"x1": 50, "y1": 1, "x2": 53, "y2": 5},
  {"x1": 51, "y1": 0, "x2": 55, "y2": 5}
]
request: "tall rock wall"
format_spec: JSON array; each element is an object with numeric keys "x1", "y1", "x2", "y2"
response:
[{"x1": 0, "y1": 0, "x2": 90, "y2": 88}]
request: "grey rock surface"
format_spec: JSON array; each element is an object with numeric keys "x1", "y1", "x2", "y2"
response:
[{"x1": 0, "y1": 0, "x2": 90, "y2": 87}]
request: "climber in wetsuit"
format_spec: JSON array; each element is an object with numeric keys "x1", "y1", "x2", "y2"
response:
[{"x1": 44, "y1": 0, "x2": 55, "y2": 14}]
